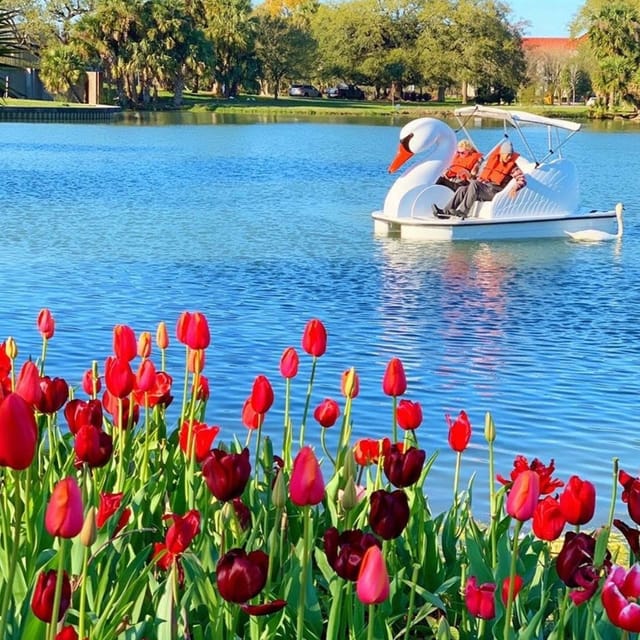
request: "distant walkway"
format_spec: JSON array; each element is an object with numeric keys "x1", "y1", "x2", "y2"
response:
[{"x1": 0, "y1": 105, "x2": 121, "y2": 122}]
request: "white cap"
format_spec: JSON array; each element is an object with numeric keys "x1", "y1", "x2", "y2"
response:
[{"x1": 500, "y1": 141, "x2": 513, "y2": 155}]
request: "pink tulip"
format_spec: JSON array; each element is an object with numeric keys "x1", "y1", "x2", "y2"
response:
[
  {"x1": 356, "y1": 545, "x2": 389, "y2": 604},
  {"x1": 45, "y1": 477, "x2": 84, "y2": 538},
  {"x1": 506, "y1": 470, "x2": 540, "y2": 522},
  {"x1": 289, "y1": 446, "x2": 325, "y2": 506}
]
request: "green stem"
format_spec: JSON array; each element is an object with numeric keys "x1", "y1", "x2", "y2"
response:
[
  {"x1": 488, "y1": 438, "x2": 497, "y2": 568},
  {"x1": 403, "y1": 564, "x2": 420, "y2": 640},
  {"x1": 142, "y1": 395, "x2": 150, "y2": 484},
  {"x1": 321, "y1": 427, "x2": 336, "y2": 467},
  {"x1": 0, "y1": 471, "x2": 24, "y2": 640},
  {"x1": 453, "y1": 451, "x2": 462, "y2": 504},
  {"x1": 48, "y1": 538, "x2": 68, "y2": 640},
  {"x1": 503, "y1": 519, "x2": 523, "y2": 640},
  {"x1": 78, "y1": 544, "x2": 90, "y2": 640},
  {"x1": 40, "y1": 337, "x2": 48, "y2": 376},
  {"x1": 391, "y1": 396, "x2": 398, "y2": 444},
  {"x1": 299, "y1": 358, "x2": 317, "y2": 447},
  {"x1": 296, "y1": 506, "x2": 312, "y2": 639},
  {"x1": 367, "y1": 604, "x2": 375, "y2": 640},
  {"x1": 283, "y1": 378, "x2": 292, "y2": 470}
]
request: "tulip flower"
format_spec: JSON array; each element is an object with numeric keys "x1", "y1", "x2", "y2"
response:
[
  {"x1": 96, "y1": 492, "x2": 130, "y2": 536},
  {"x1": 216, "y1": 548, "x2": 269, "y2": 603},
  {"x1": 138, "y1": 371, "x2": 173, "y2": 408},
  {"x1": 232, "y1": 498, "x2": 251, "y2": 531},
  {"x1": 102, "y1": 391, "x2": 139, "y2": 429},
  {"x1": 614, "y1": 519, "x2": 640, "y2": 559},
  {"x1": 382, "y1": 357, "x2": 407, "y2": 396},
  {"x1": 324, "y1": 527, "x2": 381, "y2": 581},
  {"x1": 37, "y1": 308, "x2": 56, "y2": 340},
  {"x1": 279, "y1": 347, "x2": 299, "y2": 378},
  {"x1": 602, "y1": 565, "x2": 640, "y2": 632},
  {"x1": 156, "y1": 321, "x2": 169, "y2": 350},
  {"x1": 202, "y1": 447, "x2": 251, "y2": 501},
  {"x1": 179, "y1": 420, "x2": 220, "y2": 462},
  {"x1": 241, "y1": 397, "x2": 260, "y2": 430},
  {"x1": 31, "y1": 569, "x2": 71, "y2": 622},
  {"x1": 341, "y1": 368, "x2": 359, "y2": 398},
  {"x1": 82, "y1": 366, "x2": 101, "y2": 396},
  {"x1": 619, "y1": 469, "x2": 640, "y2": 526},
  {"x1": 290, "y1": 446, "x2": 325, "y2": 506},
  {"x1": 301, "y1": 318, "x2": 327, "y2": 357},
  {"x1": 187, "y1": 347, "x2": 205, "y2": 374},
  {"x1": 74, "y1": 424, "x2": 113, "y2": 468},
  {"x1": 176, "y1": 311, "x2": 210, "y2": 350},
  {"x1": 497, "y1": 455, "x2": 563, "y2": 495},
  {"x1": 446, "y1": 410, "x2": 471, "y2": 452},
  {"x1": 45, "y1": 476, "x2": 84, "y2": 538},
  {"x1": 37, "y1": 376, "x2": 69, "y2": 414},
  {"x1": 64, "y1": 398, "x2": 103, "y2": 435},
  {"x1": 0, "y1": 393, "x2": 38, "y2": 470},
  {"x1": 137, "y1": 331, "x2": 152, "y2": 358},
  {"x1": 383, "y1": 444, "x2": 425, "y2": 488},
  {"x1": 506, "y1": 469, "x2": 540, "y2": 522},
  {"x1": 313, "y1": 398, "x2": 340, "y2": 428},
  {"x1": 559, "y1": 475, "x2": 596, "y2": 525},
  {"x1": 369, "y1": 489, "x2": 410, "y2": 539},
  {"x1": 353, "y1": 437, "x2": 390, "y2": 466},
  {"x1": 250, "y1": 375, "x2": 274, "y2": 415},
  {"x1": 532, "y1": 495, "x2": 566, "y2": 541},
  {"x1": 356, "y1": 545, "x2": 389, "y2": 604},
  {"x1": 396, "y1": 399, "x2": 422, "y2": 430},
  {"x1": 15, "y1": 360, "x2": 43, "y2": 407},
  {"x1": 134, "y1": 359, "x2": 156, "y2": 394},
  {"x1": 104, "y1": 356, "x2": 135, "y2": 399},
  {"x1": 164, "y1": 509, "x2": 201, "y2": 555},
  {"x1": 113, "y1": 324, "x2": 137, "y2": 362},
  {"x1": 55, "y1": 626, "x2": 79, "y2": 640},
  {"x1": 465, "y1": 576, "x2": 496, "y2": 619},
  {"x1": 556, "y1": 531, "x2": 611, "y2": 604},
  {"x1": 501, "y1": 575, "x2": 524, "y2": 605}
]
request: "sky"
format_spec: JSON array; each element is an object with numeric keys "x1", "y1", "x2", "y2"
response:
[{"x1": 507, "y1": 0, "x2": 583, "y2": 37}]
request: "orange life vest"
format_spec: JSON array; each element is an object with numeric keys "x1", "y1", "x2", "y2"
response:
[
  {"x1": 479, "y1": 148, "x2": 520, "y2": 187},
  {"x1": 445, "y1": 151, "x2": 483, "y2": 179}
]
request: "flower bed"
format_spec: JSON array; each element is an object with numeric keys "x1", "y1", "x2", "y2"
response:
[{"x1": 0, "y1": 310, "x2": 638, "y2": 639}]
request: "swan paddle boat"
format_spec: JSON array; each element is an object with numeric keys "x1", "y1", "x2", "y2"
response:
[{"x1": 371, "y1": 106, "x2": 620, "y2": 241}]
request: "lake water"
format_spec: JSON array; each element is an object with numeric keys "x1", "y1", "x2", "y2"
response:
[{"x1": 2, "y1": 112, "x2": 640, "y2": 524}]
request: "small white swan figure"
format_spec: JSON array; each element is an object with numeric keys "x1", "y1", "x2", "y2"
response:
[{"x1": 565, "y1": 202, "x2": 624, "y2": 242}]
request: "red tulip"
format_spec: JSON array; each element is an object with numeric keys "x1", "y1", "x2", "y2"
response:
[
  {"x1": 192, "y1": 374, "x2": 209, "y2": 402},
  {"x1": 619, "y1": 470, "x2": 640, "y2": 526},
  {"x1": 506, "y1": 470, "x2": 540, "y2": 522},
  {"x1": 31, "y1": 569, "x2": 71, "y2": 622},
  {"x1": 81, "y1": 369, "x2": 101, "y2": 396},
  {"x1": 279, "y1": 347, "x2": 299, "y2": 378},
  {"x1": 0, "y1": 393, "x2": 38, "y2": 470},
  {"x1": 241, "y1": 397, "x2": 260, "y2": 430},
  {"x1": 179, "y1": 420, "x2": 220, "y2": 462},
  {"x1": 96, "y1": 492, "x2": 130, "y2": 536},
  {"x1": 137, "y1": 331, "x2": 152, "y2": 359},
  {"x1": 532, "y1": 495, "x2": 566, "y2": 541},
  {"x1": 290, "y1": 446, "x2": 325, "y2": 506},
  {"x1": 602, "y1": 565, "x2": 640, "y2": 632},
  {"x1": 341, "y1": 368, "x2": 359, "y2": 398},
  {"x1": 446, "y1": 410, "x2": 471, "y2": 452},
  {"x1": 64, "y1": 398, "x2": 103, "y2": 435},
  {"x1": 104, "y1": 356, "x2": 135, "y2": 399},
  {"x1": 501, "y1": 575, "x2": 524, "y2": 606},
  {"x1": 497, "y1": 455, "x2": 563, "y2": 495},
  {"x1": 240, "y1": 600, "x2": 287, "y2": 616},
  {"x1": 15, "y1": 360, "x2": 43, "y2": 407},
  {"x1": 353, "y1": 437, "x2": 390, "y2": 466},
  {"x1": 135, "y1": 359, "x2": 157, "y2": 394},
  {"x1": 45, "y1": 476, "x2": 84, "y2": 538},
  {"x1": 559, "y1": 475, "x2": 596, "y2": 525},
  {"x1": 176, "y1": 311, "x2": 210, "y2": 350},
  {"x1": 369, "y1": 489, "x2": 409, "y2": 539},
  {"x1": 396, "y1": 399, "x2": 422, "y2": 430},
  {"x1": 614, "y1": 519, "x2": 640, "y2": 559},
  {"x1": 382, "y1": 357, "x2": 406, "y2": 396},
  {"x1": 356, "y1": 545, "x2": 389, "y2": 604},
  {"x1": 250, "y1": 375, "x2": 274, "y2": 415},
  {"x1": 383, "y1": 444, "x2": 425, "y2": 488},
  {"x1": 113, "y1": 324, "x2": 137, "y2": 362},
  {"x1": 37, "y1": 308, "x2": 55, "y2": 340},
  {"x1": 324, "y1": 527, "x2": 381, "y2": 581},
  {"x1": 156, "y1": 321, "x2": 169, "y2": 350},
  {"x1": 74, "y1": 424, "x2": 113, "y2": 468},
  {"x1": 313, "y1": 398, "x2": 340, "y2": 428},
  {"x1": 164, "y1": 509, "x2": 201, "y2": 555},
  {"x1": 465, "y1": 576, "x2": 496, "y2": 619},
  {"x1": 55, "y1": 626, "x2": 79, "y2": 640},
  {"x1": 202, "y1": 448, "x2": 251, "y2": 501},
  {"x1": 137, "y1": 370, "x2": 173, "y2": 408},
  {"x1": 37, "y1": 376, "x2": 69, "y2": 414},
  {"x1": 216, "y1": 548, "x2": 269, "y2": 603},
  {"x1": 301, "y1": 318, "x2": 327, "y2": 357},
  {"x1": 102, "y1": 390, "x2": 139, "y2": 429}
]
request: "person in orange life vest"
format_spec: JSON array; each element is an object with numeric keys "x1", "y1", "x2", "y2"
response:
[
  {"x1": 435, "y1": 139, "x2": 483, "y2": 191},
  {"x1": 433, "y1": 140, "x2": 526, "y2": 219}
]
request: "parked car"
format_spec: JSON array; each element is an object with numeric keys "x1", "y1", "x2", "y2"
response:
[
  {"x1": 586, "y1": 96, "x2": 597, "y2": 107},
  {"x1": 326, "y1": 83, "x2": 365, "y2": 100},
  {"x1": 289, "y1": 84, "x2": 321, "y2": 98}
]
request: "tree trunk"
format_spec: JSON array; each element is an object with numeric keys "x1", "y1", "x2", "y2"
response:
[
  {"x1": 173, "y1": 70, "x2": 185, "y2": 107},
  {"x1": 461, "y1": 80, "x2": 468, "y2": 104}
]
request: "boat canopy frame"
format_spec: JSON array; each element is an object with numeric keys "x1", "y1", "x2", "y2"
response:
[{"x1": 453, "y1": 105, "x2": 581, "y2": 168}]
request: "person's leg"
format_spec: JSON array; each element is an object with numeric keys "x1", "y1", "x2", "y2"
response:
[{"x1": 457, "y1": 182, "x2": 500, "y2": 217}]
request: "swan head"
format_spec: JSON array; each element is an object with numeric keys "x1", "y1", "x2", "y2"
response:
[
  {"x1": 388, "y1": 117, "x2": 457, "y2": 173},
  {"x1": 616, "y1": 202, "x2": 624, "y2": 217}
]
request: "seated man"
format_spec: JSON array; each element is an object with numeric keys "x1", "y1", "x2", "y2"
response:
[
  {"x1": 435, "y1": 139, "x2": 483, "y2": 192},
  {"x1": 433, "y1": 140, "x2": 526, "y2": 219}
]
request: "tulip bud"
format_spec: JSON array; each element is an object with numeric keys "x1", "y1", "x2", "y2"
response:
[
  {"x1": 37, "y1": 308, "x2": 55, "y2": 340},
  {"x1": 484, "y1": 412, "x2": 496, "y2": 443},
  {"x1": 156, "y1": 321, "x2": 169, "y2": 350},
  {"x1": 301, "y1": 318, "x2": 327, "y2": 357},
  {"x1": 382, "y1": 357, "x2": 407, "y2": 397},
  {"x1": 506, "y1": 470, "x2": 540, "y2": 522},
  {"x1": 341, "y1": 367, "x2": 358, "y2": 398},
  {"x1": 5, "y1": 336, "x2": 17, "y2": 360},
  {"x1": 271, "y1": 470, "x2": 287, "y2": 509},
  {"x1": 356, "y1": 545, "x2": 389, "y2": 604},
  {"x1": 80, "y1": 506, "x2": 97, "y2": 547},
  {"x1": 45, "y1": 476, "x2": 84, "y2": 538},
  {"x1": 137, "y1": 331, "x2": 152, "y2": 359},
  {"x1": 340, "y1": 477, "x2": 359, "y2": 511},
  {"x1": 290, "y1": 446, "x2": 325, "y2": 506},
  {"x1": 279, "y1": 347, "x2": 299, "y2": 379}
]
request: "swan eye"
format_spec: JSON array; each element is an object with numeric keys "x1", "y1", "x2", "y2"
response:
[{"x1": 400, "y1": 133, "x2": 414, "y2": 152}]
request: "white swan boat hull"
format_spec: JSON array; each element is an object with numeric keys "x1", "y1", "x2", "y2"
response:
[{"x1": 372, "y1": 209, "x2": 617, "y2": 241}]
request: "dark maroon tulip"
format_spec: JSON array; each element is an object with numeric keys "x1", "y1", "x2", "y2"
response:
[
  {"x1": 31, "y1": 569, "x2": 71, "y2": 622},
  {"x1": 216, "y1": 548, "x2": 269, "y2": 603},
  {"x1": 383, "y1": 444, "x2": 426, "y2": 488},
  {"x1": 240, "y1": 600, "x2": 287, "y2": 616},
  {"x1": 369, "y1": 489, "x2": 410, "y2": 539},
  {"x1": 556, "y1": 531, "x2": 611, "y2": 605},
  {"x1": 232, "y1": 498, "x2": 251, "y2": 531},
  {"x1": 202, "y1": 448, "x2": 251, "y2": 501},
  {"x1": 64, "y1": 398, "x2": 103, "y2": 435},
  {"x1": 37, "y1": 376, "x2": 69, "y2": 414},
  {"x1": 324, "y1": 527, "x2": 381, "y2": 581},
  {"x1": 74, "y1": 424, "x2": 113, "y2": 468},
  {"x1": 613, "y1": 519, "x2": 640, "y2": 558},
  {"x1": 619, "y1": 469, "x2": 640, "y2": 525}
]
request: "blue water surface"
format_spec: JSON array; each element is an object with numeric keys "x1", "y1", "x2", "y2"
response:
[{"x1": 2, "y1": 113, "x2": 640, "y2": 523}]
